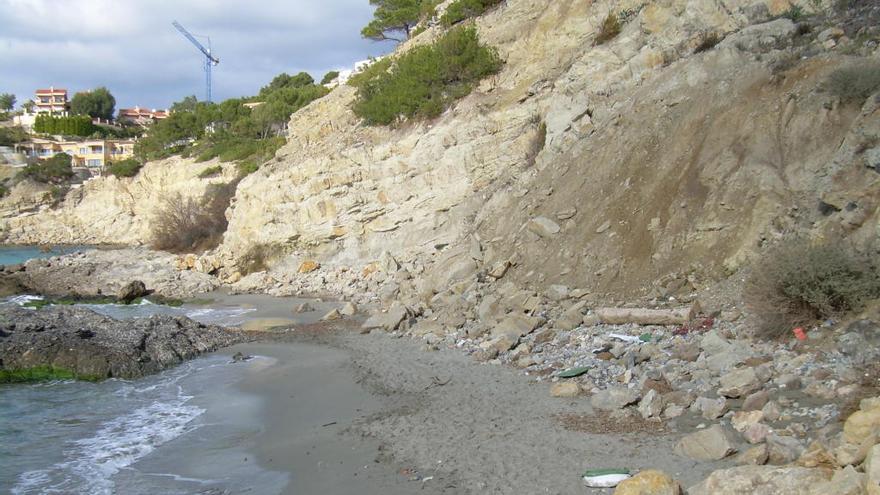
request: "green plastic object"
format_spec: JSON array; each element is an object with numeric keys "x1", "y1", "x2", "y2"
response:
[
  {"x1": 558, "y1": 366, "x2": 589, "y2": 378},
  {"x1": 582, "y1": 468, "x2": 631, "y2": 477},
  {"x1": 638, "y1": 333, "x2": 652, "y2": 342}
]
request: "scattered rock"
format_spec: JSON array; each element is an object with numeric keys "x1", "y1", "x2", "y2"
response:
[
  {"x1": 676, "y1": 425, "x2": 736, "y2": 461},
  {"x1": 321, "y1": 309, "x2": 342, "y2": 321},
  {"x1": 527, "y1": 217, "x2": 561, "y2": 237},
  {"x1": 117, "y1": 280, "x2": 148, "y2": 303},
  {"x1": 362, "y1": 303, "x2": 409, "y2": 332},
  {"x1": 736, "y1": 444, "x2": 769, "y2": 465},
  {"x1": 688, "y1": 465, "x2": 830, "y2": 495},
  {"x1": 294, "y1": 302, "x2": 314, "y2": 313},
  {"x1": 298, "y1": 260, "x2": 320, "y2": 273},
  {"x1": 339, "y1": 302, "x2": 358, "y2": 316},
  {"x1": 696, "y1": 396, "x2": 728, "y2": 420},
  {"x1": 742, "y1": 390, "x2": 770, "y2": 411},
  {"x1": 550, "y1": 382, "x2": 581, "y2": 398},
  {"x1": 766, "y1": 434, "x2": 804, "y2": 465},
  {"x1": 613, "y1": 469, "x2": 682, "y2": 495},
  {"x1": 591, "y1": 387, "x2": 641, "y2": 411},
  {"x1": 809, "y1": 465, "x2": 866, "y2": 495},
  {"x1": 843, "y1": 397, "x2": 880, "y2": 444},
  {"x1": 718, "y1": 367, "x2": 761, "y2": 398},
  {"x1": 638, "y1": 389, "x2": 664, "y2": 419}
]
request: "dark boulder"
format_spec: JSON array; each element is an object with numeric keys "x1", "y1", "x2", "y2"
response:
[
  {"x1": 117, "y1": 280, "x2": 149, "y2": 304},
  {"x1": 0, "y1": 306, "x2": 247, "y2": 381}
]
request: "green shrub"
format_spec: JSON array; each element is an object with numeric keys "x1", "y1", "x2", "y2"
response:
[
  {"x1": 18, "y1": 153, "x2": 74, "y2": 184},
  {"x1": 0, "y1": 126, "x2": 27, "y2": 146},
  {"x1": 198, "y1": 165, "x2": 222, "y2": 178},
  {"x1": 151, "y1": 180, "x2": 238, "y2": 253},
  {"x1": 0, "y1": 183, "x2": 8, "y2": 198},
  {"x1": 33, "y1": 115, "x2": 97, "y2": 137},
  {"x1": 321, "y1": 70, "x2": 340, "y2": 85},
  {"x1": 780, "y1": 4, "x2": 805, "y2": 21},
  {"x1": 745, "y1": 240, "x2": 880, "y2": 339},
  {"x1": 440, "y1": 0, "x2": 503, "y2": 26},
  {"x1": 595, "y1": 12, "x2": 621, "y2": 45},
  {"x1": 352, "y1": 26, "x2": 502, "y2": 125},
  {"x1": 825, "y1": 64, "x2": 880, "y2": 105},
  {"x1": 106, "y1": 158, "x2": 142, "y2": 178}
]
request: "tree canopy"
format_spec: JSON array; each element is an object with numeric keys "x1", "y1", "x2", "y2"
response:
[
  {"x1": 362, "y1": 0, "x2": 435, "y2": 42},
  {"x1": 0, "y1": 93, "x2": 15, "y2": 112},
  {"x1": 70, "y1": 87, "x2": 116, "y2": 120},
  {"x1": 18, "y1": 153, "x2": 74, "y2": 184}
]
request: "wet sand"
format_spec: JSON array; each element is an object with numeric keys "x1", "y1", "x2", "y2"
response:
[
  {"x1": 220, "y1": 341, "x2": 451, "y2": 495},
  {"x1": 219, "y1": 326, "x2": 729, "y2": 495}
]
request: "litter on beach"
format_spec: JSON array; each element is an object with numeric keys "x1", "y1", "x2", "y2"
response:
[
  {"x1": 558, "y1": 366, "x2": 590, "y2": 378},
  {"x1": 608, "y1": 333, "x2": 641, "y2": 343},
  {"x1": 582, "y1": 468, "x2": 632, "y2": 487}
]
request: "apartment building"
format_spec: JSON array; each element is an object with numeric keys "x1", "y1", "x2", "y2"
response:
[
  {"x1": 34, "y1": 87, "x2": 69, "y2": 115},
  {"x1": 14, "y1": 138, "x2": 135, "y2": 169},
  {"x1": 117, "y1": 106, "x2": 169, "y2": 126}
]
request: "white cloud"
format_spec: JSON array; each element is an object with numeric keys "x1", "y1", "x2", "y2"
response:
[{"x1": 0, "y1": 0, "x2": 392, "y2": 109}]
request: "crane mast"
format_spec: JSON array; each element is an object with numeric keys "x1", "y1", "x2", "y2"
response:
[{"x1": 172, "y1": 21, "x2": 220, "y2": 102}]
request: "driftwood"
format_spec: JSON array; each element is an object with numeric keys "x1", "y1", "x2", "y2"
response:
[{"x1": 594, "y1": 305, "x2": 697, "y2": 326}]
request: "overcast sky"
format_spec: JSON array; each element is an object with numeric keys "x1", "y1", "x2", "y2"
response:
[{"x1": 0, "y1": 0, "x2": 391, "y2": 110}]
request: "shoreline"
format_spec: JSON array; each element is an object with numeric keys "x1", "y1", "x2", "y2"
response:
[
  {"x1": 223, "y1": 340, "x2": 453, "y2": 495},
  {"x1": 230, "y1": 327, "x2": 728, "y2": 494}
]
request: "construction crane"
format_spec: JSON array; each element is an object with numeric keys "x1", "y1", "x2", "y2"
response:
[{"x1": 172, "y1": 20, "x2": 220, "y2": 102}]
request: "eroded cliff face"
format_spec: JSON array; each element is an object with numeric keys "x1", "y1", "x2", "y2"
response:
[
  {"x1": 5, "y1": 0, "x2": 879, "y2": 302},
  {"x1": 215, "y1": 0, "x2": 880, "y2": 298},
  {"x1": 0, "y1": 157, "x2": 236, "y2": 245}
]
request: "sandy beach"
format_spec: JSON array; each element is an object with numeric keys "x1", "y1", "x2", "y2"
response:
[{"x1": 222, "y1": 324, "x2": 732, "y2": 495}]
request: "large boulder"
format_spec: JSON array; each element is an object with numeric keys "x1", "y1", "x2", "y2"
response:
[
  {"x1": 116, "y1": 280, "x2": 148, "y2": 303},
  {"x1": 676, "y1": 425, "x2": 737, "y2": 461},
  {"x1": 361, "y1": 303, "x2": 410, "y2": 332},
  {"x1": 613, "y1": 469, "x2": 681, "y2": 495},
  {"x1": 688, "y1": 466, "x2": 830, "y2": 495}
]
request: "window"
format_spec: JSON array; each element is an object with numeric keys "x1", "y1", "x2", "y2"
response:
[
  {"x1": 79, "y1": 148, "x2": 87, "y2": 155},
  {"x1": 87, "y1": 159, "x2": 102, "y2": 167}
]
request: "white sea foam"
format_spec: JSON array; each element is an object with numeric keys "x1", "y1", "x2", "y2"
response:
[{"x1": 12, "y1": 378, "x2": 205, "y2": 495}]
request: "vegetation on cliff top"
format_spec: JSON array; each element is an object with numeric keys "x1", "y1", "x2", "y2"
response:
[
  {"x1": 441, "y1": 0, "x2": 503, "y2": 26},
  {"x1": 361, "y1": 0, "x2": 440, "y2": 42},
  {"x1": 135, "y1": 72, "x2": 327, "y2": 175},
  {"x1": 351, "y1": 26, "x2": 502, "y2": 125}
]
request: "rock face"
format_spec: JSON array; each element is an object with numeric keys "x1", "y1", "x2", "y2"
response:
[
  {"x1": 0, "y1": 306, "x2": 245, "y2": 380},
  {"x1": 1, "y1": 0, "x2": 877, "y2": 308}
]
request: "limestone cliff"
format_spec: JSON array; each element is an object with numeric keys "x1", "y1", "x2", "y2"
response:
[
  {"x1": 0, "y1": 157, "x2": 236, "y2": 245},
  {"x1": 5, "y1": 0, "x2": 880, "y2": 303},
  {"x1": 217, "y1": 0, "x2": 880, "y2": 299}
]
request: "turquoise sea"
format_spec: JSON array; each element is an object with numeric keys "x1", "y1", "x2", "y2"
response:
[{"x1": 0, "y1": 245, "x2": 93, "y2": 266}]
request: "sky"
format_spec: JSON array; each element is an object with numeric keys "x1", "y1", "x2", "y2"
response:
[{"x1": 0, "y1": 0, "x2": 392, "y2": 111}]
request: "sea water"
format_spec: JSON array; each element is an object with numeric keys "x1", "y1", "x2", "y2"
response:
[
  {"x1": 0, "y1": 245, "x2": 92, "y2": 266},
  {"x1": 0, "y1": 300, "x2": 288, "y2": 495},
  {"x1": 0, "y1": 353, "x2": 288, "y2": 494}
]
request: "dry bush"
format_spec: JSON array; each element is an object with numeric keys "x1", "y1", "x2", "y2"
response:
[
  {"x1": 151, "y1": 181, "x2": 238, "y2": 253},
  {"x1": 745, "y1": 240, "x2": 880, "y2": 339},
  {"x1": 825, "y1": 64, "x2": 880, "y2": 105},
  {"x1": 694, "y1": 32, "x2": 722, "y2": 53},
  {"x1": 595, "y1": 13, "x2": 621, "y2": 45}
]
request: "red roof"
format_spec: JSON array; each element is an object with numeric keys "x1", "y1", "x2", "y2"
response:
[{"x1": 35, "y1": 88, "x2": 67, "y2": 94}]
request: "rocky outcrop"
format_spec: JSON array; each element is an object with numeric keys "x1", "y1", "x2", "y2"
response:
[
  {"x1": 15, "y1": 248, "x2": 221, "y2": 298},
  {"x1": 0, "y1": 305, "x2": 245, "y2": 380}
]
